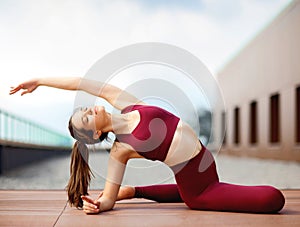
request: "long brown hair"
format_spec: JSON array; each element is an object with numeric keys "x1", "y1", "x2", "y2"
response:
[
  {"x1": 66, "y1": 115, "x2": 109, "y2": 208},
  {"x1": 66, "y1": 141, "x2": 92, "y2": 207}
]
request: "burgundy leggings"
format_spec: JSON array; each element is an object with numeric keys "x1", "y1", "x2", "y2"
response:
[{"x1": 135, "y1": 146, "x2": 285, "y2": 213}]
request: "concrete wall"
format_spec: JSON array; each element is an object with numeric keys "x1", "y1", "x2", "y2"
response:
[
  {"x1": 0, "y1": 142, "x2": 71, "y2": 174},
  {"x1": 216, "y1": 0, "x2": 300, "y2": 161}
]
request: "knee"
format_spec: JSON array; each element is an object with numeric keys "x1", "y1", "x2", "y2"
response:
[
  {"x1": 260, "y1": 187, "x2": 285, "y2": 213},
  {"x1": 185, "y1": 200, "x2": 198, "y2": 210},
  {"x1": 184, "y1": 196, "x2": 208, "y2": 210},
  {"x1": 185, "y1": 201, "x2": 202, "y2": 210}
]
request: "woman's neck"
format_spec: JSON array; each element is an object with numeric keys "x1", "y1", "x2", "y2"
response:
[{"x1": 110, "y1": 111, "x2": 140, "y2": 134}]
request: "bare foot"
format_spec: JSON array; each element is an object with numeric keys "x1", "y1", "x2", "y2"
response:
[{"x1": 117, "y1": 186, "x2": 135, "y2": 201}]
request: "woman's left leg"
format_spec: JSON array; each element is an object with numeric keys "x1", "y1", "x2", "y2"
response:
[
  {"x1": 188, "y1": 181, "x2": 285, "y2": 213},
  {"x1": 172, "y1": 145, "x2": 285, "y2": 213}
]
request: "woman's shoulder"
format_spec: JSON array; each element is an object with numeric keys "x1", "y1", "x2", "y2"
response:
[
  {"x1": 121, "y1": 104, "x2": 177, "y2": 118},
  {"x1": 121, "y1": 104, "x2": 149, "y2": 113}
]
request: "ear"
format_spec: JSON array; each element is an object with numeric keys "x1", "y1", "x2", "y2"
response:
[{"x1": 93, "y1": 130, "x2": 102, "y2": 140}]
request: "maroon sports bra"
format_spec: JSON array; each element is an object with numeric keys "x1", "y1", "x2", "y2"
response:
[{"x1": 116, "y1": 105, "x2": 180, "y2": 161}]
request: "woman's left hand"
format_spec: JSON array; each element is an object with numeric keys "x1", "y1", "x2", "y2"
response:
[{"x1": 81, "y1": 195, "x2": 101, "y2": 214}]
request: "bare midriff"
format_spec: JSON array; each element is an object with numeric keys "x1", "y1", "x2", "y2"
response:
[{"x1": 163, "y1": 120, "x2": 202, "y2": 166}]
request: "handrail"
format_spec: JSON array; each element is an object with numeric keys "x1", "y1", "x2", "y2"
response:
[{"x1": 0, "y1": 108, "x2": 72, "y2": 147}]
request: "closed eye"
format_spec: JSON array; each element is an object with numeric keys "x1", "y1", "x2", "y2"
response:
[
  {"x1": 82, "y1": 116, "x2": 88, "y2": 124},
  {"x1": 80, "y1": 107, "x2": 91, "y2": 125}
]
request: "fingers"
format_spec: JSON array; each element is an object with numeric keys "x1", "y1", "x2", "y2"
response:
[
  {"x1": 81, "y1": 195, "x2": 100, "y2": 214},
  {"x1": 81, "y1": 195, "x2": 96, "y2": 204},
  {"x1": 83, "y1": 202, "x2": 100, "y2": 214},
  {"x1": 21, "y1": 90, "x2": 31, "y2": 96},
  {"x1": 9, "y1": 85, "x2": 32, "y2": 96},
  {"x1": 9, "y1": 85, "x2": 22, "y2": 95}
]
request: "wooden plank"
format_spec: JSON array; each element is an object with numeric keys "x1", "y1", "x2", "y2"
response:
[
  {"x1": 0, "y1": 190, "x2": 67, "y2": 227},
  {"x1": 56, "y1": 190, "x2": 300, "y2": 227},
  {"x1": 0, "y1": 190, "x2": 299, "y2": 227}
]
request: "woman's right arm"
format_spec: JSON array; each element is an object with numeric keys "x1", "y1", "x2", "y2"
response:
[
  {"x1": 81, "y1": 141, "x2": 143, "y2": 214},
  {"x1": 10, "y1": 77, "x2": 145, "y2": 110},
  {"x1": 9, "y1": 77, "x2": 80, "y2": 95}
]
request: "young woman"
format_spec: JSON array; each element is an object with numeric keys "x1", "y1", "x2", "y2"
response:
[{"x1": 10, "y1": 77, "x2": 285, "y2": 214}]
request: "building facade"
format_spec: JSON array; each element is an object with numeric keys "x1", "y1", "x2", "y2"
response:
[{"x1": 216, "y1": 0, "x2": 300, "y2": 161}]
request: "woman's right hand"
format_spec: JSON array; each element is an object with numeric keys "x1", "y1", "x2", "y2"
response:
[
  {"x1": 81, "y1": 195, "x2": 100, "y2": 214},
  {"x1": 9, "y1": 78, "x2": 39, "y2": 96}
]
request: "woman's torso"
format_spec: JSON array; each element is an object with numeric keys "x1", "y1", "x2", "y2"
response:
[
  {"x1": 164, "y1": 119, "x2": 201, "y2": 166},
  {"x1": 116, "y1": 105, "x2": 201, "y2": 166}
]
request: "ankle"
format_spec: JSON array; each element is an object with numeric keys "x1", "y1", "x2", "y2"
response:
[{"x1": 119, "y1": 186, "x2": 135, "y2": 200}]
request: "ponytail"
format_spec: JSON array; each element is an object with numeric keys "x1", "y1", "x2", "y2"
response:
[
  {"x1": 66, "y1": 141, "x2": 93, "y2": 208},
  {"x1": 66, "y1": 113, "x2": 109, "y2": 208}
]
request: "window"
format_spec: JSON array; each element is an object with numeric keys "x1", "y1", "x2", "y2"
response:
[
  {"x1": 221, "y1": 111, "x2": 226, "y2": 145},
  {"x1": 270, "y1": 94, "x2": 280, "y2": 143},
  {"x1": 234, "y1": 107, "x2": 240, "y2": 144},
  {"x1": 249, "y1": 101, "x2": 258, "y2": 144},
  {"x1": 296, "y1": 86, "x2": 300, "y2": 143}
]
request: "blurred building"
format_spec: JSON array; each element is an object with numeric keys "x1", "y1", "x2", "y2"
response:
[{"x1": 216, "y1": 0, "x2": 300, "y2": 161}]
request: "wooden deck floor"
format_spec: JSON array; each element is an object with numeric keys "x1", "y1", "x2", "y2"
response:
[{"x1": 0, "y1": 190, "x2": 299, "y2": 227}]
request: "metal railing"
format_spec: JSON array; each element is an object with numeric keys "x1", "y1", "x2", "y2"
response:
[{"x1": 0, "y1": 108, "x2": 72, "y2": 147}]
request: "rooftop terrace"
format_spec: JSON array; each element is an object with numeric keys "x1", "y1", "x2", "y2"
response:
[{"x1": 0, "y1": 189, "x2": 299, "y2": 227}]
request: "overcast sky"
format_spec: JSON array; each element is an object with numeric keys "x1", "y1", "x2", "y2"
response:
[{"x1": 0, "y1": 0, "x2": 293, "y2": 136}]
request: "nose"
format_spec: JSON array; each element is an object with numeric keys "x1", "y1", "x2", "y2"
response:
[
  {"x1": 95, "y1": 106, "x2": 105, "y2": 113},
  {"x1": 83, "y1": 107, "x2": 94, "y2": 116}
]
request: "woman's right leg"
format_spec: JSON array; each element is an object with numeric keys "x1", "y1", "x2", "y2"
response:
[{"x1": 134, "y1": 184, "x2": 183, "y2": 203}]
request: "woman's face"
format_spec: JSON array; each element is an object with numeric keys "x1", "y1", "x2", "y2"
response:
[{"x1": 71, "y1": 106, "x2": 107, "y2": 134}]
